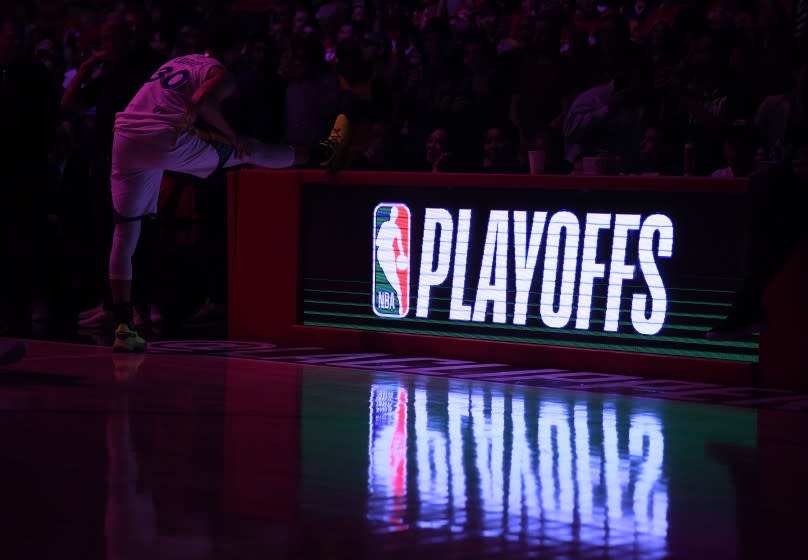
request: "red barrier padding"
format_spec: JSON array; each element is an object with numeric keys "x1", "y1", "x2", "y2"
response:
[{"x1": 760, "y1": 241, "x2": 808, "y2": 391}]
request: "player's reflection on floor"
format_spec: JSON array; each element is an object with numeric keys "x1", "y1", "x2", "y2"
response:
[
  {"x1": 105, "y1": 354, "x2": 214, "y2": 560},
  {"x1": 368, "y1": 380, "x2": 668, "y2": 556}
]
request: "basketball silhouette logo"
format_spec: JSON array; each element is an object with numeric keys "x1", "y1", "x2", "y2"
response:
[{"x1": 373, "y1": 203, "x2": 411, "y2": 318}]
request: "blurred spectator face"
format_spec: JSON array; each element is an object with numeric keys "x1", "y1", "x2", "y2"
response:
[
  {"x1": 734, "y1": 10, "x2": 755, "y2": 36},
  {"x1": 450, "y1": 15, "x2": 472, "y2": 34},
  {"x1": 759, "y1": 0, "x2": 786, "y2": 35},
  {"x1": 649, "y1": 22, "x2": 671, "y2": 54},
  {"x1": 335, "y1": 0, "x2": 352, "y2": 23},
  {"x1": 338, "y1": 24, "x2": 354, "y2": 43},
  {"x1": 792, "y1": 144, "x2": 808, "y2": 180},
  {"x1": 365, "y1": 122, "x2": 393, "y2": 164},
  {"x1": 723, "y1": 134, "x2": 756, "y2": 176},
  {"x1": 533, "y1": 17, "x2": 561, "y2": 53},
  {"x1": 369, "y1": 122, "x2": 390, "y2": 144},
  {"x1": 34, "y1": 39, "x2": 59, "y2": 71},
  {"x1": 515, "y1": 16, "x2": 534, "y2": 47},
  {"x1": 794, "y1": 64, "x2": 808, "y2": 99},
  {"x1": 450, "y1": 92, "x2": 473, "y2": 113},
  {"x1": 150, "y1": 30, "x2": 171, "y2": 58},
  {"x1": 150, "y1": 6, "x2": 162, "y2": 26},
  {"x1": 689, "y1": 34, "x2": 721, "y2": 76},
  {"x1": 423, "y1": 31, "x2": 444, "y2": 63},
  {"x1": 705, "y1": 1, "x2": 733, "y2": 30},
  {"x1": 269, "y1": 22, "x2": 287, "y2": 42},
  {"x1": 406, "y1": 50, "x2": 424, "y2": 86},
  {"x1": 0, "y1": 20, "x2": 22, "y2": 64},
  {"x1": 220, "y1": 44, "x2": 244, "y2": 69},
  {"x1": 426, "y1": 129, "x2": 450, "y2": 164},
  {"x1": 566, "y1": 28, "x2": 590, "y2": 55},
  {"x1": 755, "y1": 147, "x2": 767, "y2": 167},
  {"x1": 576, "y1": 0, "x2": 597, "y2": 17},
  {"x1": 352, "y1": 5, "x2": 365, "y2": 22},
  {"x1": 639, "y1": 127, "x2": 672, "y2": 171},
  {"x1": 409, "y1": 49, "x2": 423, "y2": 67},
  {"x1": 597, "y1": 16, "x2": 626, "y2": 58},
  {"x1": 336, "y1": 39, "x2": 363, "y2": 82},
  {"x1": 124, "y1": 9, "x2": 150, "y2": 49},
  {"x1": 640, "y1": 128, "x2": 660, "y2": 161},
  {"x1": 38, "y1": 0, "x2": 62, "y2": 18},
  {"x1": 484, "y1": 128, "x2": 509, "y2": 163},
  {"x1": 535, "y1": 130, "x2": 566, "y2": 171},
  {"x1": 723, "y1": 141, "x2": 738, "y2": 169},
  {"x1": 249, "y1": 39, "x2": 269, "y2": 69},
  {"x1": 463, "y1": 41, "x2": 486, "y2": 71},
  {"x1": 362, "y1": 34, "x2": 386, "y2": 63},
  {"x1": 283, "y1": 47, "x2": 313, "y2": 82},
  {"x1": 278, "y1": 47, "x2": 291, "y2": 78},
  {"x1": 475, "y1": 10, "x2": 497, "y2": 36},
  {"x1": 273, "y1": 3, "x2": 292, "y2": 24},
  {"x1": 177, "y1": 24, "x2": 202, "y2": 56},
  {"x1": 494, "y1": 18, "x2": 510, "y2": 43},
  {"x1": 63, "y1": 30, "x2": 83, "y2": 70},
  {"x1": 313, "y1": 8, "x2": 333, "y2": 35},
  {"x1": 293, "y1": 10, "x2": 310, "y2": 34},
  {"x1": 100, "y1": 22, "x2": 131, "y2": 61},
  {"x1": 420, "y1": 1, "x2": 442, "y2": 22},
  {"x1": 596, "y1": 1, "x2": 621, "y2": 18}
]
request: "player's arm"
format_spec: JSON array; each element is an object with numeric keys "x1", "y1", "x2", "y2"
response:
[{"x1": 188, "y1": 66, "x2": 241, "y2": 145}]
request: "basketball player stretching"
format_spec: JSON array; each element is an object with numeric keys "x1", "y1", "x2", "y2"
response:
[{"x1": 110, "y1": 26, "x2": 349, "y2": 352}]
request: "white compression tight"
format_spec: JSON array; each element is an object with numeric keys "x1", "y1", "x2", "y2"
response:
[{"x1": 109, "y1": 220, "x2": 141, "y2": 281}]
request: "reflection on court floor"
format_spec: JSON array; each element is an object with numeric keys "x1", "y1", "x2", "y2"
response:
[
  {"x1": 368, "y1": 381, "x2": 668, "y2": 557},
  {"x1": 150, "y1": 340, "x2": 808, "y2": 412},
  {"x1": 2, "y1": 341, "x2": 807, "y2": 559}
]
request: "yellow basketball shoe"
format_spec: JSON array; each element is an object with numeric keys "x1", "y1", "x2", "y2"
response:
[
  {"x1": 319, "y1": 114, "x2": 351, "y2": 171},
  {"x1": 113, "y1": 322, "x2": 147, "y2": 353}
]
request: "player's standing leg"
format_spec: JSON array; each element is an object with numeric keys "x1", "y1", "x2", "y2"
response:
[{"x1": 108, "y1": 159, "x2": 163, "y2": 353}]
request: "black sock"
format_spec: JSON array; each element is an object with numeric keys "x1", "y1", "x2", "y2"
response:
[
  {"x1": 113, "y1": 302, "x2": 133, "y2": 326},
  {"x1": 309, "y1": 142, "x2": 329, "y2": 163}
]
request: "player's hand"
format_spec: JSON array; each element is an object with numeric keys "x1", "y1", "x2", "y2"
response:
[{"x1": 231, "y1": 135, "x2": 252, "y2": 160}]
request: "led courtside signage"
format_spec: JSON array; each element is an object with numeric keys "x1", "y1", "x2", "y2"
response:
[
  {"x1": 410, "y1": 209, "x2": 673, "y2": 336},
  {"x1": 373, "y1": 203, "x2": 412, "y2": 318},
  {"x1": 301, "y1": 182, "x2": 758, "y2": 362}
]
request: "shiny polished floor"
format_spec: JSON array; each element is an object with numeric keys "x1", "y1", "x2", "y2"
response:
[{"x1": 1, "y1": 341, "x2": 807, "y2": 559}]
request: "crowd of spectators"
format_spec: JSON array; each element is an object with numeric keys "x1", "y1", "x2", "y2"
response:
[{"x1": 1, "y1": 0, "x2": 807, "y2": 337}]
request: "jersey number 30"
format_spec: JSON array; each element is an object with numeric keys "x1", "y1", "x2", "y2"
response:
[{"x1": 148, "y1": 66, "x2": 190, "y2": 89}]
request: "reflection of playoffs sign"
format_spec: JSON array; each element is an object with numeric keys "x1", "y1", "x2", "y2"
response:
[{"x1": 373, "y1": 204, "x2": 411, "y2": 318}]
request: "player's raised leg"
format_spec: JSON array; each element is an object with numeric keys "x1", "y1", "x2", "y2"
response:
[{"x1": 221, "y1": 113, "x2": 352, "y2": 171}]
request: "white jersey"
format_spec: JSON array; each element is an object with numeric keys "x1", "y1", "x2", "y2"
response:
[{"x1": 115, "y1": 53, "x2": 224, "y2": 134}]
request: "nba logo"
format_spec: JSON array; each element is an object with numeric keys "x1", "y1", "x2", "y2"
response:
[{"x1": 373, "y1": 203, "x2": 411, "y2": 318}]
